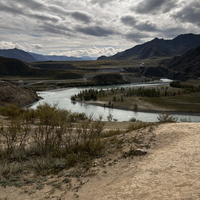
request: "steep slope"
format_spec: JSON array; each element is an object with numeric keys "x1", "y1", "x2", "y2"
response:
[
  {"x1": 98, "y1": 33, "x2": 200, "y2": 60},
  {"x1": 166, "y1": 45, "x2": 200, "y2": 80},
  {"x1": 0, "y1": 81, "x2": 39, "y2": 107},
  {"x1": 137, "y1": 43, "x2": 172, "y2": 59},
  {"x1": 0, "y1": 48, "x2": 37, "y2": 62}
]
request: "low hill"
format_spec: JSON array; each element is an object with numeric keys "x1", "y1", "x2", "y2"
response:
[
  {"x1": 98, "y1": 33, "x2": 200, "y2": 60},
  {"x1": 0, "y1": 81, "x2": 39, "y2": 107},
  {"x1": 0, "y1": 48, "x2": 37, "y2": 62},
  {"x1": 0, "y1": 56, "x2": 33, "y2": 76},
  {"x1": 92, "y1": 73, "x2": 126, "y2": 84},
  {"x1": 31, "y1": 61, "x2": 78, "y2": 70},
  {"x1": 0, "y1": 56, "x2": 83, "y2": 79},
  {"x1": 166, "y1": 45, "x2": 200, "y2": 80}
]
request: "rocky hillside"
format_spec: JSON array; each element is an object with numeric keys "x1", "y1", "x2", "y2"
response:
[
  {"x1": 0, "y1": 81, "x2": 39, "y2": 107},
  {"x1": 98, "y1": 33, "x2": 200, "y2": 60},
  {"x1": 166, "y1": 45, "x2": 200, "y2": 80}
]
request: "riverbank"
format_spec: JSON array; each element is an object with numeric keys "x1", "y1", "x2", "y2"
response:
[
  {"x1": 31, "y1": 81, "x2": 200, "y2": 122},
  {"x1": 76, "y1": 99, "x2": 200, "y2": 117}
]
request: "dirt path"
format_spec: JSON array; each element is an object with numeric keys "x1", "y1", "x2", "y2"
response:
[
  {"x1": 1, "y1": 123, "x2": 200, "y2": 199},
  {"x1": 75, "y1": 123, "x2": 200, "y2": 200}
]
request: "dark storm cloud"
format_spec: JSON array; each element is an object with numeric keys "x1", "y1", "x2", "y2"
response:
[
  {"x1": 132, "y1": 0, "x2": 177, "y2": 14},
  {"x1": 71, "y1": 11, "x2": 92, "y2": 23},
  {"x1": 0, "y1": 0, "x2": 57, "y2": 22},
  {"x1": 1, "y1": 0, "x2": 93, "y2": 24},
  {"x1": 38, "y1": 22, "x2": 73, "y2": 36},
  {"x1": 120, "y1": 15, "x2": 158, "y2": 32},
  {"x1": 125, "y1": 32, "x2": 150, "y2": 43},
  {"x1": 120, "y1": 15, "x2": 137, "y2": 27},
  {"x1": 75, "y1": 26, "x2": 116, "y2": 37},
  {"x1": 1, "y1": 0, "x2": 45, "y2": 15},
  {"x1": 29, "y1": 13, "x2": 60, "y2": 23},
  {"x1": 46, "y1": 5, "x2": 93, "y2": 23},
  {"x1": 90, "y1": 0, "x2": 115, "y2": 7},
  {"x1": 172, "y1": 1, "x2": 200, "y2": 27},
  {"x1": 135, "y1": 21, "x2": 158, "y2": 32},
  {"x1": 0, "y1": 3, "x2": 24, "y2": 16},
  {"x1": 17, "y1": 0, "x2": 41, "y2": 8}
]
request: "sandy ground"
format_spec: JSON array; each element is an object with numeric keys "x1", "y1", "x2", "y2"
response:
[{"x1": 1, "y1": 123, "x2": 200, "y2": 199}]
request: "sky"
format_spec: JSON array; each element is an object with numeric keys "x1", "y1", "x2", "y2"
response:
[{"x1": 0, "y1": 0, "x2": 200, "y2": 58}]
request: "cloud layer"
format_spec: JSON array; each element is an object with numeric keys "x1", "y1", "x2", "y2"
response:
[{"x1": 0, "y1": 0, "x2": 199, "y2": 57}]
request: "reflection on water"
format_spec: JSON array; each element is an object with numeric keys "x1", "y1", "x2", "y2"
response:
[{"x1": 31, "y1": 80, "x2": 200, "y2": 122}]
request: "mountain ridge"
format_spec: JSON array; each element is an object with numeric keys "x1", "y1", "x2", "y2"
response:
[
  {"x1": 0, "y1": 48, "x2": 96, "y2": 62},
  {"x1": 0, "y1": 48, "x2": 37, "y2": 62},
  {"x1": 98, "y1": 33, "x2": 200, "y2": 60}
]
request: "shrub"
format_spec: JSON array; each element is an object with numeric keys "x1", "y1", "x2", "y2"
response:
[
  {"x1": 0, "y1": 104, "x2": 24, "y2": 119},
  {"x1": 157, "y1": 113, "x2": 177, "y2": 123},
  {"x1": 129, "y1": 117, "x2": 136, "y2": 122},
  {"x1": 107, "y1": 113, "x2": 113, "y2": 121},
  {"x1": 0, "y1": 103, "x2": 106, "y2": 177}
]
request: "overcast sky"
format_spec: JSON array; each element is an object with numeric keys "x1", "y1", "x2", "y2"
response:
[{"x1": 0, "y1": 0, "x2": 199, "y2": 57}]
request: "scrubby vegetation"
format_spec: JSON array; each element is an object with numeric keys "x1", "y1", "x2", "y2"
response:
[
  {"x1": 170, "y1": 81, "x2": 200, "y2": 93},
  {"x1": 0, "y1": 102, "x2": 192, "y2": 194},
  {"x1": 0, "y1": 103, "x2": 158, "y2": 188},
  {"x1": 157, "y1": 112, "x2": 177, "y2": 123},
  {"x1": 70, "y1": 81, "x2": 200, "y2": 112},
  {"x1": 71, "y1": 85, "x2": 183, "y2": 103},
  {"x1": 71, "y1": 85, "x2": 183, "y2": 106},
  {"x1": 0, "y1": 103, "x2": 105, "y2": 178}
]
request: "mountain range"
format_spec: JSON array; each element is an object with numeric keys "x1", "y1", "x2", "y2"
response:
[
  {"x1": 0, "y1": 33, "x2": 199, "y2": 81},
  {"x1": 0, "y1": 48, "x2": 96, "y2": 62},
  {"x1": 98, "y1": 33, "x2": 200, "y2": 60},
  {"x1": 0, "y1": 48, "x2": 37, "y2": 62}
]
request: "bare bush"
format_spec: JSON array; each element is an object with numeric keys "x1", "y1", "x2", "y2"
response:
[{"x1": 157, "y1": 113, "x2": 177, "y2": 123}]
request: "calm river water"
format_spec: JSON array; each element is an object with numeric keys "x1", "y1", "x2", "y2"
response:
[{"x1": 30, "y1": 79, "x2": 200, "y2": 122}]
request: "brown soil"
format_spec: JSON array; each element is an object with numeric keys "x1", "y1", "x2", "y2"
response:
[{"x1": 1, "y1": 123, "x2": 200, "y2": 199}]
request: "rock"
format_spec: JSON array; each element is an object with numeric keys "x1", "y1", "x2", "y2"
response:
[
  {"x1": 0, "y1": 81, "x2": 39, "y2": 107},
  {"x1": 132, "y1": 149, "x2": 147, "y2": 156}
]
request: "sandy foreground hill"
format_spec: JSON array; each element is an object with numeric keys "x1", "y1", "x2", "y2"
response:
[{"x1": 0, "y1": 122, "x2": 200, "y2": 200}]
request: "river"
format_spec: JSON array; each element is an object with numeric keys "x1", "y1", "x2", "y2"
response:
[{"x1": 30, "y1": 79, "x2": 200, "y2": 122}]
